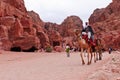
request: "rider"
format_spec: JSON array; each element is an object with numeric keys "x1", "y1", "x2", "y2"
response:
[
  {"x1": 81, "y1": 22, "x2": 88, "y2": 40},
  {"x1": 84, "y1": 22, "x2": 94, "y2": 41}
]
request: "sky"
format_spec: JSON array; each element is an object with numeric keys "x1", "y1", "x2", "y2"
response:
[{"x1": 24, "y1": 0, "x2": 112, "y2": 24}]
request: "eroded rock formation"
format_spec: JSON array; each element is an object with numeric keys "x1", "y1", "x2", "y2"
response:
[
  {"x1": 89, "y1": 0, "x2": 120, "y2": 50},
  {"x1": 0, "y1": 0, "x2": 83, "y2": 52},
  {"x1": 0, "y1": 0, "x2": 49, "y2": 51},
  {"x1": 1, "y1": 0, "x2": 119, "y2": 52},
  {"x1": 60, "y1": 16, "x2": 83, "y2": 37}
]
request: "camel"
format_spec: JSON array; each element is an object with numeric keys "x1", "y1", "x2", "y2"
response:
[
  {"x1": 74, "y1": 30, "x2": 93, "y2": 65},
  {"x1": 74, "y1": 30, "x2": 103, "y2": 65}
]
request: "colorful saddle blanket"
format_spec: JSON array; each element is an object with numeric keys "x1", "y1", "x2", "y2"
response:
[{"x1": 82, "y1": 34, "x2": 96, "y2": 46}]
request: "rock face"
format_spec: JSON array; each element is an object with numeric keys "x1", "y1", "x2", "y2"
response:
[
  {"x1": 89, "y1": 0, "x2": 120, "y2": 50},
  {"x1": 28, "y1": 11, "x2": 50, "y2": 49},
  {"x1": 0, "y1": 0, "x2": 49, "y2": 51},
  {"x1": 59, "y1": 16, "x2": 83, "y2": 48},
  {"x1": 60, "y1": 16, "x2": 83, "y2": 37},
  {"x1": 44, "y1": 22, "x2": 63, "y2": 51},
  {"x1": 0, "y1": 0, "x2": 27, "y2": 18},
  {"x1": 28, "y1": 11, "x2": 44, "y2": 27},
  {"x1": 44, "y1": 16, "x2": 83, "y2": 51},
  {"x1": 1, "y1": 0, "x2": 27, "y2": 13}
]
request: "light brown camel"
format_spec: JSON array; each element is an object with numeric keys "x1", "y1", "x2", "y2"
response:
[
  {"x1": 75, "y1": 30, "x2": 94, "y2": 65},
  {"x1": 74, "y1": 30, "x2": 103, "y2": 65}
]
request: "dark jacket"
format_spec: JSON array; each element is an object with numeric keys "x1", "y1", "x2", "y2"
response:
[
  {"x1": 85, "y1": 26, "x2": 94, "y2": 35},
  {"x1": 81, "y1": 28, "x2": 86, "y2": 32}
]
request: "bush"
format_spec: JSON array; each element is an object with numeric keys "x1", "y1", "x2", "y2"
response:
[{"x1": 45, "y1": 46, "x2": 52, "y2": 52}]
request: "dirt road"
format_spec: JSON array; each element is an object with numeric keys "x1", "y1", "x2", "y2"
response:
[{"x1": 0, "y1": 51, "x2": 115, "y2": 80}]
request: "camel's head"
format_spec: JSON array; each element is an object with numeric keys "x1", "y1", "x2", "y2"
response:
[
  {"x1": 74, "y1": 29, "x2": 81, "y2": 37},
  {"x1": 74, "y1": 29, "x2": 82, "y2": 41}
]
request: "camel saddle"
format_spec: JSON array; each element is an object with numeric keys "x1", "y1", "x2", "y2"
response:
[{"x1": 82, "y1": 34, "x2": 96, "y2": 46}]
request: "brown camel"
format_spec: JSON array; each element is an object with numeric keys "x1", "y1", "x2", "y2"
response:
[
  {"x1": 74, "y1": 29, "x2": 103, "y2": 65},
  {"x1": 75, "y1": 30, "x2": 93, "y2": 65}
]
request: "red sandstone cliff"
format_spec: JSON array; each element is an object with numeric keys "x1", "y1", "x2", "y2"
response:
[
  {"x1": 0, "y1": 0, "x2": 83, "y2": 52},
  {"x1": 44, "y1": 16, "x2": 83, "y2": 50},
  {"x1": 60, "y1": 16, "x2": 83, "y2": 37},
  {"x1": 58, "y1": 16, "x2": 83, "y2": 47},
  {"x1": 2, "y1": 0, "x2": 119, "y2": 52},
  {"x1": 89, "y1": 0, "x2": 120, "y2": 50},
  {"x1": 0, "y1": 0, "x2": 49, "y2": 51}
]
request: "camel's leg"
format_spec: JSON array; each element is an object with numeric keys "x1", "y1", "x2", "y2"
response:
[
  {"x1": 96, "y1": 52, "x2": 99, "y2": 61},
  {"x1": 84, "y1": 49, "x2": 87, "y2": 57},
  {"x1": 87, "y1": 48, "x2": 91, "y2": 65},
  {"x1": 94, "y1": 52, "x2": 96, "y2": 63},
  {"x1": 87, "y1": 51, "x2": 90, "y2": 65},
  {"x1": 99, "y1": 50, "x2": 102, "y2": 60},
  {"x1": 80, "y1": 48, "x2": 85, "y2": 65},
  {"x1": 84, "y1": 52, "x2": 86, "y2": 57},
  {"x1": 89, "y1": 48, "x2": 92, "y2": 65}
]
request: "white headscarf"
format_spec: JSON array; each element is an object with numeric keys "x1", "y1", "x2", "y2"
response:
[{"x1": 84, "y1": 22, "x2": 89, "y2": 29}]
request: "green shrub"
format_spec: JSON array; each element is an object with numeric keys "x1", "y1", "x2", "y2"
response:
[{"x1": 45, "y1": 46, "x2": 52, "y2": 52}]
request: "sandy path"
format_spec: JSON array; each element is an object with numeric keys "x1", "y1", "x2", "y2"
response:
[{"x1": 0, "y1": 51, "x2": 113, "y2": 80}]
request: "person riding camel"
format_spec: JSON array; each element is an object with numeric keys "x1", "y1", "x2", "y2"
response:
[
  {"x1": 85, "y1": 22, "x2": 94, "y2": 41},
  {"x1": 81, "y1": 22, "x2": 95, "y2": 45}
]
